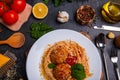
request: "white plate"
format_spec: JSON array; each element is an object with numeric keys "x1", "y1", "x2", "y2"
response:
[{"x1": 26, "y1": 29, "x2": 102, "y2": 80}]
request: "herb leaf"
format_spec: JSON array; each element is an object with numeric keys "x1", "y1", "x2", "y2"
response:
[
  {"x1": 71, "y1": 63, "x2": 86, "y2": 80},
  {"x1": 71, "y1": 70, "x2": 86, "y2": 80},
  {"x1": 30, "y1": 22, "x2": 54, "y2": 39},
  {"x1": 71, "y1": 63, "x2": 84, "y2": 72},
  {"x1": 43, "y1": 0, "x2": 74, "y2": 7},
  {"x1": 43, "y1": 0, "x2": 49, "y2": 4},
  {"x1": 54, "y1": 0, "x2": 61, "y2": 7},
  {"x1": 48, "y1": 63, "x2": 56, "y2": 68}
]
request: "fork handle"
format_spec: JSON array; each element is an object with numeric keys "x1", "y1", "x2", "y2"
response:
[
  {"x1": 114, "y1": 63, "x2": 120, "y2": 80},
  {"x1": 100, "y1": 49, "x2": 109, "y2": 80}
]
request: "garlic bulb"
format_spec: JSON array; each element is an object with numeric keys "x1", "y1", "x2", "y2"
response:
[{"x1": 57, "y1": 11, "x2": 69, "y2": 23}]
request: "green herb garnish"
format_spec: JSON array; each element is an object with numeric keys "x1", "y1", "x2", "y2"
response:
[
  {"x1": 71, "y1": 63, "x2": 86, "y2": 80},
  {"x1": 30, "y1": 22, "x2": 54, "y2": 40},
  {"x1": 48, "y1": 63, "x2": 56, "y2": 68},
  {"x1": 71, "y1": 70, "x2": 86, "y2": 80},
  {"x1": 71, "y1": 63, "x2": 84, "y2": 72},
  {"x1": 43, "y1": 0, "x2": 74, "y2": 7},
  {"x1": 54, "y1": 0, "x2": 61, "y2": 7},
  {"x1": 43, "y1": 0, "x2": 49, "y2": 4}
]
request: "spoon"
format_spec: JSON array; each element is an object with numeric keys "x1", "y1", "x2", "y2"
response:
[
  {"x1": 0, "y1": 32, "x2": 25, "y2": 48},
  {"x1": 95, "y1": 33, "x2": 109, "y2": 80}
]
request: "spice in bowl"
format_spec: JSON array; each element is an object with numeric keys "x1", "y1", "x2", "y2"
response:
[{"x1": 76, "y1": 5, "x2": 96, "y2": 25}]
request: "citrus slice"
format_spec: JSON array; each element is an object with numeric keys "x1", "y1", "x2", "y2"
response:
[
  {"x1": 108, "y1": 3, "x2": 120, "y2": 16},
  {"x1": 101, "y1": 10, "x2": 116, "y2": 23},
  {"x1": 102, "y1": 1, "x2": 120, "y2": 21},
  {"x1": 32, "y1": 3, "x2": 48, "y2": 19}
]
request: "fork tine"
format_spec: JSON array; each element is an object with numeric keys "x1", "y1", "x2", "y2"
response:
[
  {"x1": 110, "y1": 47, "x2": 120, "y2": 80},
  {"x1": 114, "y1": 48, "x2": 118, "y2": 56},
  {"x1": 111, "y1": 47, "x2": 118, "y2": 57}
]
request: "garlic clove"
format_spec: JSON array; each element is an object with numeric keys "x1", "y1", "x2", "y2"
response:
[{"x1": 57, "y1": 11, "x2": 69, "y2": 23}]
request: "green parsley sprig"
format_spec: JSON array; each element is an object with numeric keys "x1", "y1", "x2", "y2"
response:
[
  {"x1": 30, "y1": 22, "x2": 54, "y2": 40},
  {"x1": 43, "y1": 0, "x2": 74, "y2": 7}
]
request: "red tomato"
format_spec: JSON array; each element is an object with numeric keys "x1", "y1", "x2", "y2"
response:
[
  {"x1": 0, "y1": 2, "x2": 9, "y2": 16},
  {"x1": 11, "y1": 0, "x2": 26, "y2": 13},
  {"x1": 2, "y1": 10, "x2": 18, "y2": 25},
  {"x1": 66, "y1": 56, "x2": 77, "y2": 65}
]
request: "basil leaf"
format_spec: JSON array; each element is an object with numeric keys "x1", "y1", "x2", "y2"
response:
[
  {"x1": 48, "y1": 63, "x2": 56, "y2": 68},
  {"x1": 71, "y1": 70, "x2": 86, "y2": 80},
  {"x1": 71, "y1": 63, "x2": 84, "y2": 72},
  {"x1": 71, "y1": 63, "x2": 86, "y2": 80}
]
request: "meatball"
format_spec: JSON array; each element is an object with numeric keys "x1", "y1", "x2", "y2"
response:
[
  {"x1": 53, "y1": 63, "x2": 71, "y2": 80},
  {"x1": 50, "y1": 45, "x2": 68, "y2": 64}
]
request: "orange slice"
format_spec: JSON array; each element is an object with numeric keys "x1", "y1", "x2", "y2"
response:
[{"x1": 32, "y1": 3, "x2": 48, "y2": 19}]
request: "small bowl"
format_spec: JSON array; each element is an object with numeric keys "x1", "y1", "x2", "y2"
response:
[{"x1": 76, "y1": 5, "x2": 96, "y2": 25}]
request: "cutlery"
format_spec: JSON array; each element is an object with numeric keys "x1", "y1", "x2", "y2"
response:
[
  {"x1": 93, "y1": 25, "x2": 120, "y2": 31},
  {"x1": 0, "y1": 32, "x2": 25, "y2": 48},
  {"x1": 110, "y1": 47, "x2": 120, "y2": 80},
  {"x1": 95, "y1": 33, "x2": 109, "y2": 80}
]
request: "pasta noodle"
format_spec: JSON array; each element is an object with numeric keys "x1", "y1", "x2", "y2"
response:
[{"x1": 40, "y1": 40, "x2": 92, "y2": 80}]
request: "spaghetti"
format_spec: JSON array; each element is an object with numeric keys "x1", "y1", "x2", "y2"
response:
[{"x1": 40, "y1": 40, "x2": 92, "y2": 80}]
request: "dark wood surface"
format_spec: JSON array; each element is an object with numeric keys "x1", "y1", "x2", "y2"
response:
[{"x1": 0, "y1": 0, "x2": 120, "y2": 80}]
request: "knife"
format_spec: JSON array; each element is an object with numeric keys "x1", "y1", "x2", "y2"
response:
[{"x1": 93, "y1": 25, "x2": 120, "y2": 31}]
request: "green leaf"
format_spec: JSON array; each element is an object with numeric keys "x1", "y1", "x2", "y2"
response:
[
  {"x1": 71, "y1": 70, "x2": 86, "y2": 80},
  {"x1": 30, "y1": 22, "x2": 54, "y2": 40},
  {"x1": 43, "y1": 0, "x2": 49, "y2": 4},
  {"x1": 71, "y1": 63, "x2": 86, "y2": 80},
  {"x1": 48, "y1": 63, "x2": 56, "y2": 68},
  {"x1": 54, "y1": 0, "x2": 61, "y2": 7},
  {"x1": 71, "y1": 63, "x2": 84, "y2": 72}
]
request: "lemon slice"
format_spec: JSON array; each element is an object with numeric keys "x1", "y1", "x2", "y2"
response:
[
  {"x1": 108, "y1": 3, "x2": 120, "y2": 16},
  {"x1": 32, "y1": 3, "x2": 48, "y2": 19},
  {"x1": 102, "y1": 1, "x2": 120, "y2": 21},
  {"x1": 101, "y1": 10, "x2": 116, "y2": 23}
]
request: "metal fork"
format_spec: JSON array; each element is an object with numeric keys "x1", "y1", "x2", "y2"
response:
[{"x1": 110, "y1": 47, "x2": 120, "y2": 80}]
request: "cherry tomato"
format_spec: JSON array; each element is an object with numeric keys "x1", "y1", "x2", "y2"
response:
[
  {"x1": 2, "y1": 10, "x2": 18, "y2": 25},
  {"x1": 66, "y1": 56, "x2": 77, "y2": 65},
  {"x1": 0, "y1": 2, "x2": 9, "y2": 16},
  {"x1": 11, "y1": 0, "x2": 26, "y2": 13}
]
